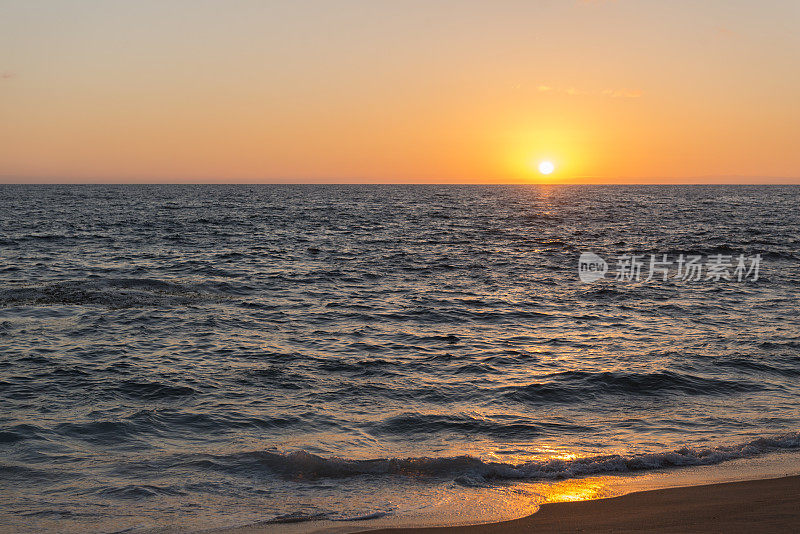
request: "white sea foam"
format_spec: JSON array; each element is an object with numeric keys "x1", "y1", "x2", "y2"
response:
[{"x1": 221, "y1": 432, "x2": 800, "y2": 483}]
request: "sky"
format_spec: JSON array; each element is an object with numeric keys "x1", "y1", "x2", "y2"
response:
[{"x1": 1, "y1": 0, "x2": 798, "y2": 183}]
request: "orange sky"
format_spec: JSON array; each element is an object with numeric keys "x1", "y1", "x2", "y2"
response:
[{"x1": 1, "y1": 1, "x2": 799, "y2": 183}]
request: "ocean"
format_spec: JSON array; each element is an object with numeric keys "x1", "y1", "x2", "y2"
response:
[{"x1": 1, "y1": 184, "x2": 799, "y2": 532}]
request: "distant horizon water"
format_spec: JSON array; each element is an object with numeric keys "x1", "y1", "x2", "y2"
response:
[{"x1": 2, "y1": 179, "x2": 800, "y2": 185}]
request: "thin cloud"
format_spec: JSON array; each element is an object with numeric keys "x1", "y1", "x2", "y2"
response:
[
  {"x1": 716, "y1": 26, "x2": 739, "y2": 39},
  {"x1": 1, "y1": 71, "x2": 15, "y2": 80},
  {"x1": 538, "y1": 85, "x2": 643, "y2": 98},
  {"x1": 601, "y1": 88, "x2": 643, "y2": 98},
  {"x1": 565, "y1": 87, "x2": 589, "y2": 96}
]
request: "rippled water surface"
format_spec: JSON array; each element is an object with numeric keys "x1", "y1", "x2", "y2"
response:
[{"x1": 1, "y1": 185, "x2": 799, "y2": 532}]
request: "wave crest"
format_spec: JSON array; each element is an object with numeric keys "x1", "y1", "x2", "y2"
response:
[
  {"x1": 0, "y1": 278, "x2": 225, "y2": 308},
  {"x1": 208, "y1": 432, "x2": 800, "y2": 483}
]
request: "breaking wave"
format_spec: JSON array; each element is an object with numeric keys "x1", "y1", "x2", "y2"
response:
[{"x1": 204, "y1": 432, "x2": 800, "y2": 484}]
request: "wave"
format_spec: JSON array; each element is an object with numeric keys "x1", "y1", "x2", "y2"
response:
[
  {"x1": 373, "y1": 413, "x2": 591, "y2": 438},
  {"x1": 0, "y1": 278, "x2": 226, "y2": 308},
  {"x1": 501, "y1": 370, "x2": 766, "y2": 404},
  {"x1": 265, "y1": 510, "x2": 390, "y2": 524},
  {"x1": 46, "y1": 410, "x2": 302, "y2": 445},
  {"x1": 202, "y1": 432, "x2": 800, "y2": 483},
  {"x1": 114, "y1": 380, "x2": 197, "y2": 400},
  {"x1": 93, "y1": 484, "x2": 187, "y2": 499}
]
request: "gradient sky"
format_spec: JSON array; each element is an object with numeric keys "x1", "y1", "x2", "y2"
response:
[{"x1": 1, "y1": 0, "x2": 798, "y2": 183}]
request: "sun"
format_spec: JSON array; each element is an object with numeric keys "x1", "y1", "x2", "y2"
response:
[{"x1": 538, "y1": 161, "x2": 555, "y2": 175}]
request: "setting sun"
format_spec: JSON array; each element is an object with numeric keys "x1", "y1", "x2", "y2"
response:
[{"x1": 539, "y1": 161, "x2": 555, "y2": 175}]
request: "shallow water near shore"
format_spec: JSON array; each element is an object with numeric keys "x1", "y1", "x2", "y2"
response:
[
  {"x1": 1, "y1": 184, "x2": 799, "y2": 532},
  {"x1": 227, "y1": 450, "x2": 800, "y2": 534}
]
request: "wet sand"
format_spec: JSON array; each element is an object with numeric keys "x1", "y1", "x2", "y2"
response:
[{"x1": 355, "y1": 475, "x2": 800, "y2": 534}]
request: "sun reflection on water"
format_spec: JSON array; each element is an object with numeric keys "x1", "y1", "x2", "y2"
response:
[{"x1": 537, "y1": 476, "x2": 616, "y2": 503}]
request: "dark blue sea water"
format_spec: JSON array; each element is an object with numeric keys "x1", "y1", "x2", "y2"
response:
[{"x1": 1, "y1": 185, "x2": 799, "y2": 532}]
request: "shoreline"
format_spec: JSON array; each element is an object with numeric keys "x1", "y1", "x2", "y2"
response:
[
  {"x1": 353, "y1": 475, "x2": 800, "y2": 534},
  {"x1": 216, "y1": 451, "x2": 800, "y2": 534}
]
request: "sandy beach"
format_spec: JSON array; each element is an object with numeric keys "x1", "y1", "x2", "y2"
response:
[{"x1": 349, "y1": 475, "x2": 800, "y2": 534}]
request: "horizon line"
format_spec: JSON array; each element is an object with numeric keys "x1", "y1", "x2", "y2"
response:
[{"x1": 2, "y1": 178, "x2": 800, "y2": 186}]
